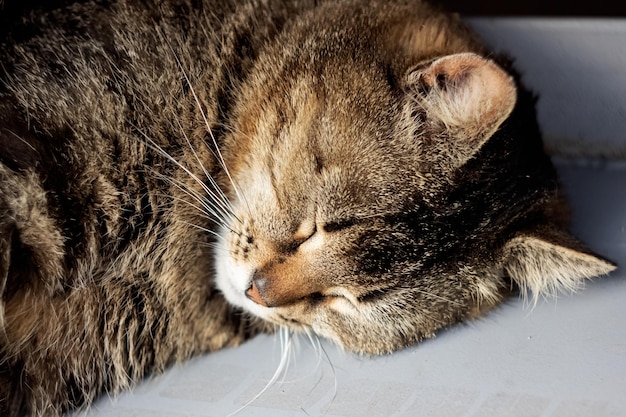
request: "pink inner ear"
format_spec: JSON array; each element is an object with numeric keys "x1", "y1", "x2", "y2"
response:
[
  {"x1": 403, "y1": 53, "x2": 518, "y2": 170},
  {"x1": 421, "y1": 55, "x2": 477, "y2": 89},
  {"x1": 410, "y1": 53, "x2": 517, "y2": 138}
]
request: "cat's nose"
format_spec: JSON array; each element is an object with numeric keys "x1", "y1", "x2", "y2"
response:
[{"x1": 245, "y1": 271, "x2": 269, "y2": 307}]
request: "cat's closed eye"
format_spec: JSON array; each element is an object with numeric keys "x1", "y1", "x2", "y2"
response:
[{"x1": 323, "y1": 219, "x2": 357, "y2": 233}]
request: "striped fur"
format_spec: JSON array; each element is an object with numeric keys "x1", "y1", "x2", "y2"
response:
[{"x1": 0, "y1": 1, "x2": 615, "y2": 415}]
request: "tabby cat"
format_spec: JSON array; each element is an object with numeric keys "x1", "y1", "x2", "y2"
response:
[{"x1": 0, "y1": 0, "x2": 615, "y2": 415}]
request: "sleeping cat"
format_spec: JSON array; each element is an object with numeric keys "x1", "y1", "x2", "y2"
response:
[{"x1": 0, "y1": 0, "x2": 616, "y2": 415}]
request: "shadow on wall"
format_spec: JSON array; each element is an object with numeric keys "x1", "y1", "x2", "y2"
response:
[{"x1": 468, "y1": 18, "x2": 626, "y2": 159}]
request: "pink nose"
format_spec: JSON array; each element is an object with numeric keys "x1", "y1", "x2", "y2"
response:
[{"x1": 245, "y1": 280, "x2": 268, "y2": 307}]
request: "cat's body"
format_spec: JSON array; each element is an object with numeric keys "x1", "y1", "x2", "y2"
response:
[{"x1": 0, "y1": 0, "x2": 615, "y2": 416}]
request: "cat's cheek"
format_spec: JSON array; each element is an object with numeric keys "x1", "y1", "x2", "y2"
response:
[{"x1": 305, "y1": 299, "x2": 358, "y2": 348}]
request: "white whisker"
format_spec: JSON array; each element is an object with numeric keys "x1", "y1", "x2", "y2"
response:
[
  {"x1": 200, "y1": 242, "x2": 230, "y2": 253},
  {"x1": 317, "y1": 338, "x2": 338, "y2": 415},
  {"x1": 150, "y1": 169, "x2": 234, "y2": 230},
  {"x1": 160, "y1": 36, "x2": 248, "y2": 212},
  {"x1": 173, "y1": 118, "x2": 241, "y2": 224},
  {"x1": 179, "y1": 221, "x2": 229, "y2": 243},
  {"x1": 128, "y1": 123, "x2": 238, "y2": 224},
  {"x1": 164, "y1": 193, "x2": 235, "y2": 236},
  {"x1": 303, "y1": 329, "x2": 324, "y2": 376},
  {"x1": 149, "y1": 28, "x2": 251, "y2": 223},
  {"x1": 226, "y1": 327, "x2": 294, "y2": 417}
]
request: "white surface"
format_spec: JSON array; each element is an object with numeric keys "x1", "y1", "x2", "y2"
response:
[
  {"x1": 78, "y1": 166, "x2": 626, "y2": 417},
  {"x1": 469, "y1": 18, "x2": 626, "y2": 158}
]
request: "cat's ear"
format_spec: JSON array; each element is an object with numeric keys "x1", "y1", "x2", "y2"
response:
[
  {"x1": 404, "y1": 53, "x2": 517, "y2": 169},
  {"x1": 503, "y1": 226, "x2": 616, "y2": 302}
]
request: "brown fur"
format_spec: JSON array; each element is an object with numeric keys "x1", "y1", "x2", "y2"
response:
[{"x1": 0, "y1": 0, "x2": 616, "y2": 415}]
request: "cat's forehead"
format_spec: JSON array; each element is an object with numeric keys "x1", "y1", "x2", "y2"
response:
[{"x1": 239, "y1": 71, "x2": 419, "y2": 199}]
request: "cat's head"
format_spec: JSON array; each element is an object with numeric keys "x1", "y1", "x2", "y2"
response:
[{"x1": 213, "y1": 3, "x2": 615, "y2": 354}]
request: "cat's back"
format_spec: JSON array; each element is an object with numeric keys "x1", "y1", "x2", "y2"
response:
[{"x1": 0, "y1": 0, "x2": 279, "y2": 148}]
